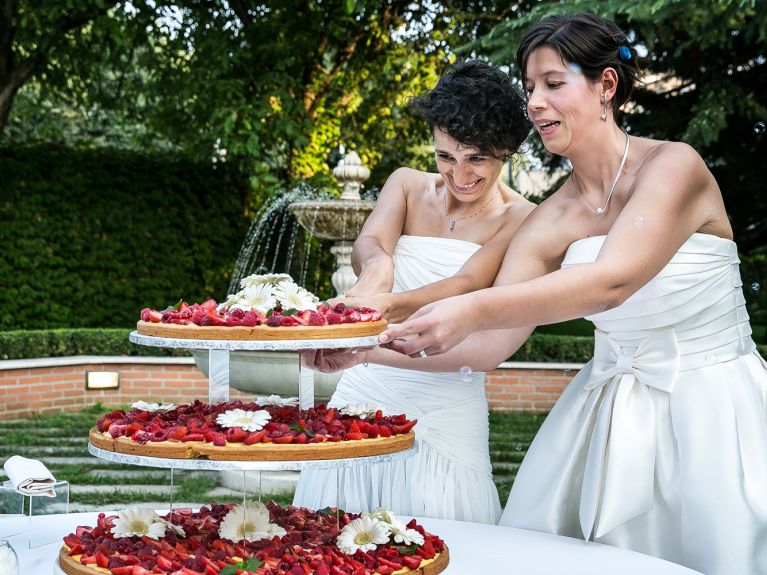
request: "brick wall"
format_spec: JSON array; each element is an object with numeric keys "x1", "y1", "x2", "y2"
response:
[{"x1": 0, "y1": 357, "x2": 584, "y2": 420}]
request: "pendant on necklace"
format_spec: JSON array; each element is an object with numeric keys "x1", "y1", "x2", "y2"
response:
[
  {"x1": 449, "y1": 219, "x2": 456, "y2": 231},
  {"x1": 596, "y1": 208, "x2": 604, "y2": 214}
]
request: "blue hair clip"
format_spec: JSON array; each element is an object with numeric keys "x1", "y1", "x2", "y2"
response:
[{"x1": 618, "y1": 45, "x2": 632, "y2": 61}]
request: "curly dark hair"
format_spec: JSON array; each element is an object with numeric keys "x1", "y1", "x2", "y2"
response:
[
  {"x1": 517, "y1": 13, "x2": 640, "y2": 115},
  {"x1": 410, "y1": 60, "x2": 531, "y2": 160}
]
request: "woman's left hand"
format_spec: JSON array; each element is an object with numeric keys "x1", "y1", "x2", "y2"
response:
[
  {"x1": 378, "y1": 296, "x2": 473, "y2": 356},
  {"x1": 301, "y1": 348, "x2": 369, "y2": 373}
]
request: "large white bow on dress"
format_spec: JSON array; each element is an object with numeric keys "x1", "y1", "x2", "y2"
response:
[{"x1": 579, "y1": 328, "x2": 680, "y2": 540}]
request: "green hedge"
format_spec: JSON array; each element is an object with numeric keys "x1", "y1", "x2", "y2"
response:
[
  {"x1": 510, "y1": 333, "x2": 595, "y2": 363},
  {"x1": 0, "y1": 329, "x2": 188, "y2": 359},
  {"x1": 0, "y1": 145, "x2": 251, "y2": 330},
  {"x1": 2, "y1": 329, "x2": 765, "y2": 363},
  {"x1": 0, "y1": 329, "x2": 588, "y2": 362}
]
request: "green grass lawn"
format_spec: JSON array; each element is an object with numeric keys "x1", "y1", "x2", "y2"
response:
[{"x1": 0, "y1": 406, "x2": 547, "y2": 511}]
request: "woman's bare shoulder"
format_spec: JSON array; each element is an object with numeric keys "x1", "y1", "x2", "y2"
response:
[
  {"x1": 635, "y1": 138, "x2": 711, "y2": 192},
  {"x1": 501, "y1": 190, "x2": 537, "y2": 226},
  {"x1": 386, "y1": 167, "x2": 440, "y2": 189}
]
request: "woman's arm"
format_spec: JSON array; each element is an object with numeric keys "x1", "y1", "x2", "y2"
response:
[
  {"x1": 344, "y1": 201, "x2": 535, "y2": 322},
  {"x1": 305, "y1": 323, "x2": 535, "y2": 374},
  {"x1": 382, "y1": 143, "x2": 717, "y2": 355},
  {"x1": 345, "y1": 168, "x2": 412, "y2": 297}
]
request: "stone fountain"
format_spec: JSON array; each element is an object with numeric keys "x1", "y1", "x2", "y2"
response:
[
  {"x1": 193, "y1": 151, "x2": 375, "y2": 495},
  {"x1": 191, "y1": 150, "x2": 375, "y2": 401},
  {"x1": 289, "y1": 150, "x2": 375, "y2": 296}
]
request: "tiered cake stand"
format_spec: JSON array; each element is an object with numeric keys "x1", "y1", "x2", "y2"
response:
[{"x1": 85, "y1": 331, "x2": 416, "y2": 501}]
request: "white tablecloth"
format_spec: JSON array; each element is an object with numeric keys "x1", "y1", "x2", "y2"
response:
[{"x1": 2, "y1": 511, "x2": 702, "y2": 574}]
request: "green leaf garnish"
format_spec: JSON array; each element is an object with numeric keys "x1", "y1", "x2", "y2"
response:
[
  {"x1": 282, "y1": 308, "x2": 298, "y2": 316},
  {"x1": 289, "y1": 423, "x2": 314, "y2": 438},
  {"x1": 399, "y1": 544, "x2": 419, "y2": 555},
  {"x1": 172, "y1": 299, "x2": 184, "y2": 310},
  {"x1": 317, "y1": 506, "x2": 344, "y2": 516},
  {"x1": 220, "y1": 556, "x2": 264, "y2": 575}
]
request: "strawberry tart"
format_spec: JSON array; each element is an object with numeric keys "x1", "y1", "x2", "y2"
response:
[
  {"x1": 89, "y1": 400, "x2": 416, "y2": 461},
  {"x1": 136, "y1": 274, "x2": 386, "y2": 340},
  {"x1": 59, "y1": 501, "x2": 448, "y2": 575}
]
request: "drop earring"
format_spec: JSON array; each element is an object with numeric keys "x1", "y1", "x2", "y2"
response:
[{"x1": 601, "y1": 95, "x2": 608, "y2": 121}]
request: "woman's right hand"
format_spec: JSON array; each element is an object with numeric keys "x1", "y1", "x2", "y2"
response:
[{"x1": 301, "y1": 348, "x2": 370, "y2": 373}]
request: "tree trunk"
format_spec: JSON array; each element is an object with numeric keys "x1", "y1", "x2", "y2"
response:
[{"x1": 0, "y1": 55, "x2": 39, "y2": 137}]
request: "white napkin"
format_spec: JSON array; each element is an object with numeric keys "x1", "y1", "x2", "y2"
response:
[{"x1": 3, "y1": 456, "x2": 56, "y2": 497}]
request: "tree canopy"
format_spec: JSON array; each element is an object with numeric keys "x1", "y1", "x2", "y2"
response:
[
  {"x1": 2, "y1": 0, "x2": 514, "y2": 194},
  {"x1": 471, "y1": 0, "x2": 767, "y2": 250},
  {"x1": 3, "y1": 0, "x2": 766, "y2": 248}
]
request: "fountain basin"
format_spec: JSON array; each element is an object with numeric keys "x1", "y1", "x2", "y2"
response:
[
  {"x1": 289, "y1": 200, "x2": 375, "y2": 241},
  {"x1": 190, "y1": 350, "x2": 343, "y2": 401}
]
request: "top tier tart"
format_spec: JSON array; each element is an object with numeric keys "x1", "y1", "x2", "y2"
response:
[{"x1": 135, "y1": 273, "x2": 387, "y2": 340}]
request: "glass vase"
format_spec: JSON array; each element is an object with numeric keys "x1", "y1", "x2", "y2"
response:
[{"x1": 0, "y1": 540, "x2": 19, "y2": 575}]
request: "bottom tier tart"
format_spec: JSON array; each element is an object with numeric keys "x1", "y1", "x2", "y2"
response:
[
  {"x1": 59, "y1": 502, "x2": 449, "y2": 575},
  {"x1": 90, "y1": 400, "x2": 416, "y2": 461}
]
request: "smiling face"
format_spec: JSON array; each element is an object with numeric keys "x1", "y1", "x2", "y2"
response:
[
  {"x1": 524, "y1": 46, "x2": 604, "y2": 156},
  {"x1": 433, "y1": 128, "x2": 506, "y2": 205}
]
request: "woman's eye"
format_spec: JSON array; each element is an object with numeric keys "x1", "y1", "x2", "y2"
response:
[
  {"x1": 469, "y1": 156, "x2": 488, "y2": 163},
  {"x1": 547, "y1": 82, "x2": 563, "y2": 89},
  {"x1": 436, "y1": 153, "x2": 453, "y2": 161}
]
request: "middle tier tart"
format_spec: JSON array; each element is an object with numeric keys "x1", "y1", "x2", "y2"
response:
[{"x1": 89, "y1": 399, "x2": 416, "y2": 461}]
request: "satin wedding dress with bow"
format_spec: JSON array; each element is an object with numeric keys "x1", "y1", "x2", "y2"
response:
[
  {"x1": 500, "y1": 233, "x2": 767, "y2": 575},
  {"x1": 294, "y1": 235, "x2": 502, "y2": 524}
]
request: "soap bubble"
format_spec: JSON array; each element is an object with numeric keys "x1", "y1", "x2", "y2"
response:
[
  {"x1": 459, "y1": 366, "x2": 473, "y2": 382},
  {"x1": 515, "y1": 443, "x2": 524, "y2": 451},
  {"x1": 752, "y1": 283, "x2": 760, "y2": 292},
  {"x1": 754, "y1": 122, "x2": 765, "y2": 135}
]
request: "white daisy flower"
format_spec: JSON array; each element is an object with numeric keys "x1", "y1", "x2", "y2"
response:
[
  {"x1": 216, "y1": 409, "x2": 271, "y2": 432},
  {"x1": 220, "y1": 283, "x2": 276, "y2": 314},
  {"x1": 216, "y1": 292, "x2": 242, "y2": 312},
  {"x1": 131, "y1": 401, "x2": 176, "y2": 412},
  {"x1": 255, "y1": 395, "x2": 299, "y2": 407},
  {"x1": 162, "y1": 520, "x2": 186, "y2": 538},
  {"x1": 111, "y1": 507, "x2": 167, "y2": 540},
  {"x1": 339, "y1": 403, "x2": 382, "y2": 419},
  {"x1": 218, "y1": 500, "x2": 283, "y2": 543},
  {"x1": 265, "y1": 523, "x2": 287, "y2": 538},
  {"x1": 337, "y1": 516, "x2": 391, "y2": 555},
  {"x1": 387, "y1": 518, "x2": 425, "y2": 546},
  {"x1": 363, "y1": 508, "x2": 398, "y2": 525},
  {"x1": 239, "y1": 273, "x2": 292, "y2": 289},
  {"x1": 273, "y1": 280, "x2": 319, "y2": 311}
]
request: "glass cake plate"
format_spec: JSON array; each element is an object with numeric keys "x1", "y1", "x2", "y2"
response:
[{"x1": 88, "y1": 443, "x2": 417, "y2": 471}]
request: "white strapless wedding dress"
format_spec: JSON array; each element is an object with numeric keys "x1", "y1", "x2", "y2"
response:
[
  {"x1": 294, "y1": 235, "x2": 502, "y2": 524},
  {"x1": 500, "y1": 233, "x2": 767, "y2": 575}
]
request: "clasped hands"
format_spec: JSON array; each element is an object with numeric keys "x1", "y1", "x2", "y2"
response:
[{"x1": 302, "y1": 297, "x2": 472, "y2": 372}]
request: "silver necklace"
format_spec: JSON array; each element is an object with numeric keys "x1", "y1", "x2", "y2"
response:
[
  {"x1": 443, "y1": 189, "x2": 498, "y2": 231},
  {"x1": 572, "y1": 131, "x2": 630, "y2": 215}
]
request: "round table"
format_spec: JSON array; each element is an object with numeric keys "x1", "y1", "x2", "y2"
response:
[{"x1": 3, "y1": 511, "x2": 703, "y2": 575}]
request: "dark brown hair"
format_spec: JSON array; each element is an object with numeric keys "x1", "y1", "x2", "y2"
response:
[
  {"x1": 410, "y1": 59, "x2": 531, "y2": 160},
  {"x1": 517, "y1": 13, "x2": 640, "y2": 114}
]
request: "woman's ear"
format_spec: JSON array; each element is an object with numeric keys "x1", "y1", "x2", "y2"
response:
[{"x1": 598, "y1": 67, "x2": 620, "y2": 102}]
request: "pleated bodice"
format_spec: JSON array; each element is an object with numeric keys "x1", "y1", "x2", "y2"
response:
[{"x1": 562, "y1": 233, "x2": 755, "y2": 370}]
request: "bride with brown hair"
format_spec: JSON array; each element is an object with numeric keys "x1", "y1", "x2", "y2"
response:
[
  {"x1": 294, "y1": 59, "x2": 534, "y2": 524},
  {"x1": 308, "y1": 13, "x2": 767, "y2": 575}
]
